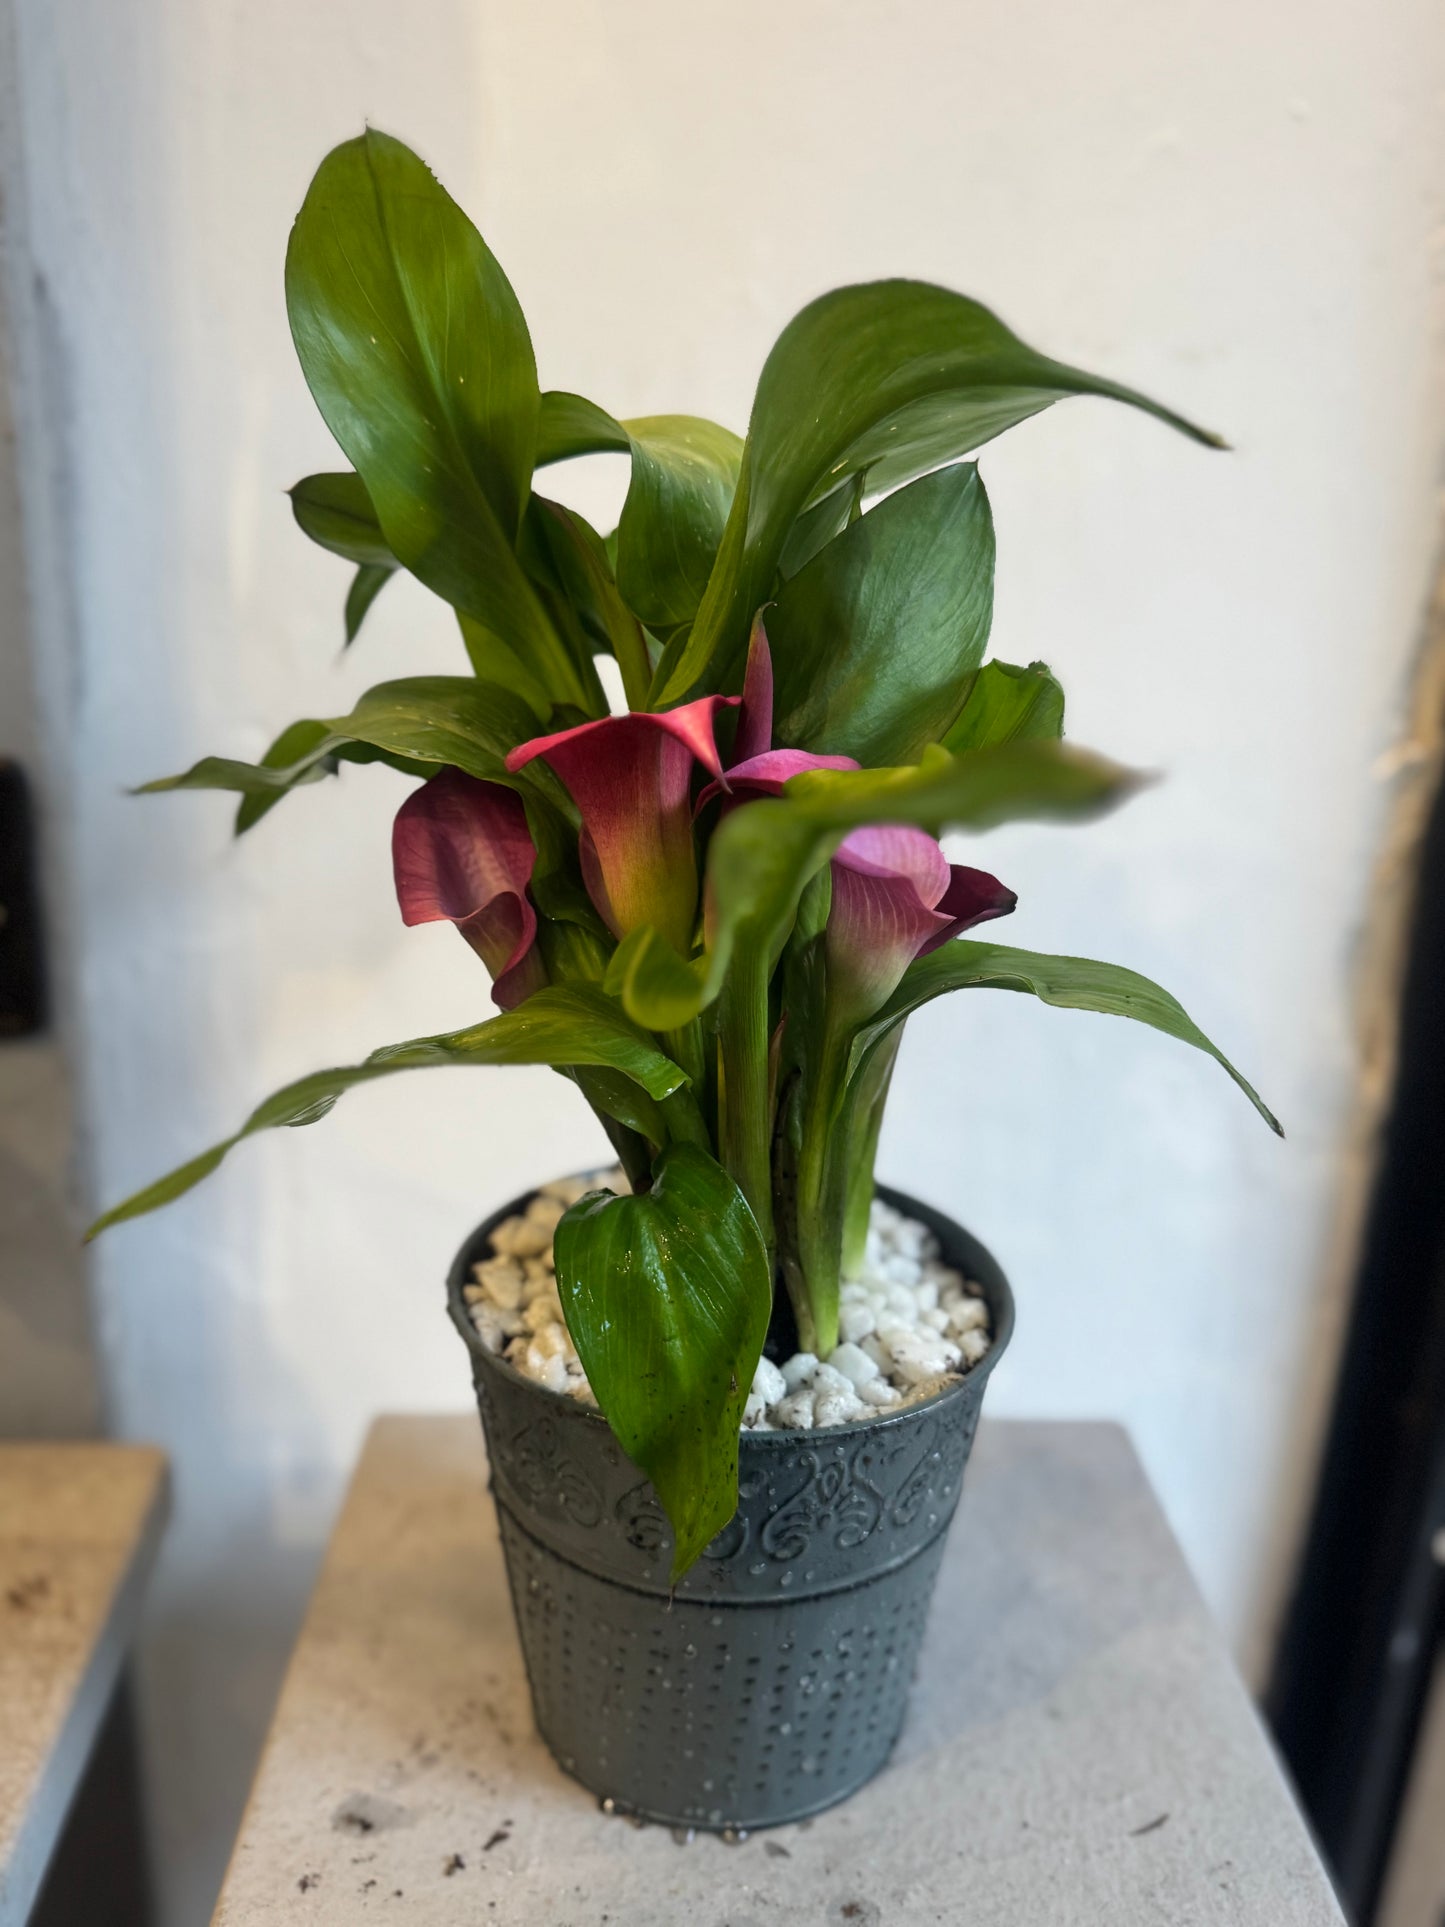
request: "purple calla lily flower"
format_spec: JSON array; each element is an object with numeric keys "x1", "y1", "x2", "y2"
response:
[
  {"x1": 826, "y1": 825, "x2": 1017, "y2": 1025},
  {"x1": 506, "y1": 696, "x2": 739, "y2": 955},
  {"x1": 392, "y1": 769, "x2": 545, "y2": 1010}
]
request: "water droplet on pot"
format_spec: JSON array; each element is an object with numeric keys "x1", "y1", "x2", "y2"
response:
[
  {"x1": 780, "y1": 1571, "x2": 793, "y2": 1588},
  {"x1": 672, "y1": 1827, "x2": 696, "y2": 1846},
  {"x1": 710, "y1": 1614, "x2": 723, "y2": 1627},
  {"x1": 778, "y1": 1721, "x2": 792, "y2": 1735},
  {"x1": 749, "y1": 1562, "x2": 766, "y2": 1575},
  {"x1": 722, "y1": 1827, "x2": 749, "y2": 1845},
  {"x1": 683, "y1": 1643, "x2": 698, "y2": 1658},
  {"x1": 601, "y1": 1797, "x2": 617, "y2": 1814},
  {"x1": 801, "y1": 1754, "x2": 818, "y2": 1774}
]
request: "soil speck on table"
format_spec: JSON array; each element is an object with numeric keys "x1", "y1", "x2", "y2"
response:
[
  {"x1": 5, "y1": 1573, "x2": 50, "y2": 1611},
  {"x1": 1131, "y1": 1813, "x2": 1170, "y2": 1837},
  {"x1": 483, "y1": 1824, "x2": 512, "y2": 1851},
  {"x1": 332, "y1": 1793, "x2": 412, "y2": 1835},
  {"x1": 764, "y1": 1841, "x2": 791, "y2": 1859},
  {"x1": 838, "y1": 1903, "x2": 881, "y2": 1924},
  {"x1": 297, "y1": 1872, "x2": 320, "y2": 1893},
  {"x1": 443, "y1": 1853, "x2": 466, "y2": 1875}
]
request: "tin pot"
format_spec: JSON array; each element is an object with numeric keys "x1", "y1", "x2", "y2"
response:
[{"x1": 448, "y1": 1180, "x2": 1013, "y2": 1831}]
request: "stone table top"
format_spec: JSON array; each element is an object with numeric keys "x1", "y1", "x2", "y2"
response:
[
  {"x1": 0, "y1": 1441, "x2": 168, "y2": 1926},
  {"x1": 212, "y1": 1416, "x2": 1342, "y2": 1925}
]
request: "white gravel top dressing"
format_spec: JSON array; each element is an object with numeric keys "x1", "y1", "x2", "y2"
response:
[{"x1": 463, "y1": 1173, "x2": 993, "y2": 1431}]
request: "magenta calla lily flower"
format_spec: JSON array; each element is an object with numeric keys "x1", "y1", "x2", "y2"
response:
[
  {"x1": 506, "y1": 697, "x2": 739, "y2": 954},
  {"x1": 826, "y1": 825, "x2": 1017, "y2": 1026},
  {"x1": 392, "y1": 769, "x2": 545, "y2": 1010}
]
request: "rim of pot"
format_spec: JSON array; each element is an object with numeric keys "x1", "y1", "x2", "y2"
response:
[{"x1": 447, "y1": 1174, "x2": 1015, "y2": 1448}]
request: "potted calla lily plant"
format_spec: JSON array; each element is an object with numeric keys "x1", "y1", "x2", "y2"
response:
[{"x1": 91, "y1": 129, "x2": 1280, "y2": 1831}]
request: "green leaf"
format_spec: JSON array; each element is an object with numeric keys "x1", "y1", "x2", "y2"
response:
[
  {"x1": 653, "y1": 278, "x2": 1223, "y2": 702},
  {"x1": 86, "y1": 988, "x2": 688, "y2": 1238},
  {"x1": 942, "y1": 659, "x2": 1065, "y2": 753},
  {"x1": 289, "y1": 471, "x2": 396, "y2": 567},
  {"x1": 613, "y1": 416, "x2": 744, "y2": 632},
  {"x1": 552, "y1": 1144, "x2": 771, "y2": 1578},
  {"x1": 345, "y1": 563, "x2": 396, "y2": 644},
  {"x1": 285, "y1": 130, "x2": 591, "y2": 709},
  {"x1": 522, "y1": 499, "x2": 651, "y2": 710},
  {"x1": 535, "y1": 389, "x2": 631, "y2": 466},
  {"x1": 851, "y1": 940, "x2": 1281, "y2": 1134},
  {"x1": 613, "y1": 738, "x2": 1144, "y2": 1032},
  {"x1": 140, "y1": 677, "x2": 558, "y2": 830},
  {"x1": 769, "y1": 463, "x2": 995, "y2": 764},
  {"x1": 536, "y1": 391, "x2": 745, "y2": 638}
]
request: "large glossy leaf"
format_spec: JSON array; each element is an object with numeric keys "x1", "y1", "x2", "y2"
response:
[
  {"x1": 552, "y1": 1144, "x2": 771, "y2": 1578},
  {"x1": 942, "y1": 659, "x2": 1065, "y2": 752},
  {"x1": 86, "y1": 988, "x2": 688, "y2": 1239},
  {"x1": 850, "y1": 939, "x2": 1280, "y2": 1133},
  {"x1": 607, "y1": 738, "x2": 1142, "y2": 1031},
  {"x1": 614, "y1": 416, "x2": 744, "y2": 631},
  {"x1": 653, "y1": 279, "x2": 1222, "y2": 702},
  {"x1": 533, "y1": 389, "x2": 744, "y2": 638},
  {"x1": 285, "y1": 130, "x2": 589, "y2": 707},
  {"x1": 141, "y1": 677, "x2": 558, "y2": 829},
  {"x1": 769, "y1": 463, "x2": 994, "y2": 764}
]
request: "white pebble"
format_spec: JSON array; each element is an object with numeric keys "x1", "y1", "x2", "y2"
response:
[
  {"x1": 474, "y1": 1255, "x2": 525, "y2": 1310},
  {"x1": 814, "y1": 1387, "x2": 866, "y2": 1428},
  {"x1": 526, "y1": 1194, "x2": 566, "y2": 1233},
  {"x1": 774, "y1": 1390, "x2": 816, "y2": 1430},
  {"x1": 531, "y1": 1322, "x2": 568, "y2": 1359},
  {"x1": 827, "y1": 1342, "x2": 880, "y2": 1389},
  {"x1": 858, "y1": 1379, "x2": 902, "y2": 1407},
  {"x1": 469, "y1": 1304, "x2": 510, "y2": 1352},
  {"x1": 481, "y1": 1188, "x2": 991, "y2": 1433},
  {"x1": 838, "y1": 1302, "x2": 877, "y2": 1344},
  {"x1": 492, "y1": 1214, "x2": 551, "y2": 1259},
  {"x1": 958, "y1": 1329, "x2": 991, "y2": 1367},
  {"x1": 751, "y1": 1357, "x2": 787, "y2": 1406},
  {"x1": 540, "y1": 1175, "x2": 591, "y2": 1204},
  {"x1": 810, "y1": 1362, "x2": 854, "y2": 1396}
]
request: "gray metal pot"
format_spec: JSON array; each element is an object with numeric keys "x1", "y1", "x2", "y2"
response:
[{"x1": 448, "y1": 1180, "x2": 1013, "y2": 1832}]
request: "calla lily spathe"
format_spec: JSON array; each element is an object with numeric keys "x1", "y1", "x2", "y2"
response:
[
  {"x1": 506, "y1": 697, "x2": 739, "y2": 955},
  {"x1": 392, "y1": 769, "x2": 545, "y2": 1010},
  {"x1": 826, "y1": 825, "x2": 1017, "y2": 1027}
]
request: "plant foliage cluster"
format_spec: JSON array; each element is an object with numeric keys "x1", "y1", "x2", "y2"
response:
[{"x1": 92, "y1": 131, "x2": 1278, "y2": 1576}]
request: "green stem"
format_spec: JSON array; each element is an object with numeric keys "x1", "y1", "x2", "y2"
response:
[
  {"x1": 792, "y1": 1025, "x2": 850, "y2": 1357},
  {"x1": 840, "y1": 1025, "x2": 901, "y2": 1278},
  {"x1": 614, "y1": 614, "x2": 654, "y2": 714},
  {"x1": 717, "y1": 950, "x2": 773, "y2": 1251}
]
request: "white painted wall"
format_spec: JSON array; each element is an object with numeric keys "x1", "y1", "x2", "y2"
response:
[{"x1": 5, "y1": 1, "x2": 1443, "y2": 1918}]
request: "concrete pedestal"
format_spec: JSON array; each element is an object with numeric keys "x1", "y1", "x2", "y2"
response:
[
  {"x1": 0, "y1": 1442, "x2": 168, "y2": 1925},
  {"x1": 213, "y1": 1417, "x2": 1342, "y2": 1924}
]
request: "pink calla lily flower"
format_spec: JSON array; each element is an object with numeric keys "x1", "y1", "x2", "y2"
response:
[
  {"x1": 506, "y1": 696, "x2": 739, "y2": 954},
  {"x1": 826, "y1": 825, "x2": 1017, "y2": 1026},
  {"x1": 698, "y1": 624, "x2": 860, "y2": 808},
  {"x1": 392, "y1": 769, "x2": 545, "y2": 1010}
]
